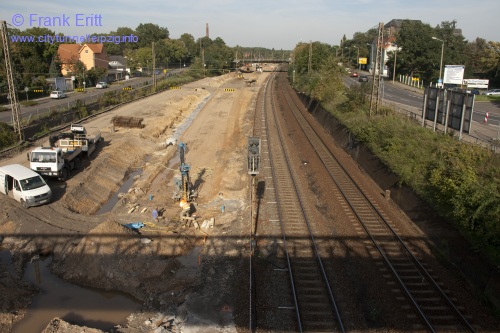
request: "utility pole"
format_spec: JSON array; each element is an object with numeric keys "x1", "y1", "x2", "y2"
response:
[
  {"x1": 308, "y1": 41, "x2": 312, "y2": 74},
  {"x1": 369, "y1": 22, "x2": 384, "y2": 117},
  {"x1": 201, "y1": 48, "x2": 205, "y2": 77},
  {"x1": 152, "y1": 42, "x2": 156, "y2": 91},
  {"x1": 1, "y1": 20, "x2": 22, "y2": 141}
]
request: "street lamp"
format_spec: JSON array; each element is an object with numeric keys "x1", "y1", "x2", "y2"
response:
[
  {"x1": 342, "y1": 47, "x2": 350, "y2": 65},
  {"x1": 392, "y1": 45, "x2": 402, "y2": 84},
  {"x1": 432, "y1": 37, "x2": 444, "y2": 88},
  {"x1": 353, "y1": 46, "x2": 359, "y2": 71}
]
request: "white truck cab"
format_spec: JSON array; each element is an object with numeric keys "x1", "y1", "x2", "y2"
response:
[{"x1": 0, "y1": 164, "x2": 52, "y2": 208}]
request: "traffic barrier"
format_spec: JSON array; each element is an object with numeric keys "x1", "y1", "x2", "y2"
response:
[
  {"x1": 169, "y1": 86, "x2": 181, "y2": 90},
  {"x1": 484, "y1": 112, "x2": 489, "y2": 123},
  {"x1": 33, "y1": 89, "x2": 43, "y2": 93},
  {"x1": 75, "y1": 88, "x2": 85, "y2": 92},
  {"x1": 122, "y1": 86, "x2": 133, "y2": 90},
  {"x1": 224, "y1": 88, "x2": 235, "y2": 92}
]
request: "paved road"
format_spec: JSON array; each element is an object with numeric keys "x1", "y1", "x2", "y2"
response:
[
  {"x1": 346, "y1": 73, "x2": 500, "y2": 145},
  {"x1": 0, "y1": 72, "x2": 177, "y2": 124},
  {"x1": 4, "y1": 72, "x2": 500, "y2": 146}
]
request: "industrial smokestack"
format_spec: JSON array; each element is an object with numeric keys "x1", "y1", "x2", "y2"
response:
[{"x1": 206, "y1": 23, "x2": 209, "y2": 38}]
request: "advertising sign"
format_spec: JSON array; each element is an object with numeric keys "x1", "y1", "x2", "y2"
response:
[
  {"x1": 463, "y1": 79, "x2": 489, "y2": 89},
  {"x1": 443, "y1": 65, "x2": 465, "y2": 85}
]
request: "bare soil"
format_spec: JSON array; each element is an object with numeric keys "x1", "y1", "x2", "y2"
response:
[
  {"x1": 0, "y1": 71, "x2": 266, "y2": 333},
  {"x1": 1, "y1": 68, "x2": 499, "y2": 333}
]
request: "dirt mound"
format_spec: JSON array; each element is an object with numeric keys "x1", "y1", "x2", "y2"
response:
[
  {"x1": 42, "y1": 318, "x2": 104, "y2": 333},
  {"x1": 63, "y1": 135, "x2": 150, "y2": 214},
  {"x1": 51, "y1": 219, "x2": 179, "y2": 301}
]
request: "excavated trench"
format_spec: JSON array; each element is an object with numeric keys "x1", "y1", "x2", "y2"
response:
[{"x1": 5, "y1": 87, "x2": 220, "y2": 332}]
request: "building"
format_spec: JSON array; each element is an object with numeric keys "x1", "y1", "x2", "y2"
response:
[
  {"x1": 108, "y1": 55, "x2": 128, "y2": 81},
  {"x1": 367, "y1": 35, "x2": 398, "y2": 77},
  {"x1": 384, "y1": 19, "x2": 421, "y2": 37},
  {"x1": 57, "y1": 43, "x2": 109, "y2": 76},
  {"x1": 366, "y1": 19, "x2": 422, "y2": 77}
]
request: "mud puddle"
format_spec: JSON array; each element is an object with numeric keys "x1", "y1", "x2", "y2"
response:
[
  {"x1": 96, "y1": 168, "x2": 143, "y2": 215},
  {"x1": 10, "y1": 254, "x2": 141, "y2": 333}
]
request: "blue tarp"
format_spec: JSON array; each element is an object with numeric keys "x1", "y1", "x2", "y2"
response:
[{"x1": 123, "y1": 222, "x2": 144, "y2": 230}]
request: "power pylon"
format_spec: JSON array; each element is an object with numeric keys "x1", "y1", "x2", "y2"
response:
[
  {"x1": 369, "y1": 22, "x2": 384, "y2": 117},
  {"x1": 1, "y1": 20, "x2": 22, "y2": 141}
]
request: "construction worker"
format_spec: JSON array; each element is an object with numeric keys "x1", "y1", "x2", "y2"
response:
[{"x1": 152, "y1": 207, "x2": 159, "y2": 222}]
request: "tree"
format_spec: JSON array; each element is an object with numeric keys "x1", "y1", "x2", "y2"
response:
[
  {"x1": 103, "y1": 27, "x2": 138, "y2": 55},
  {"x1": 156, "y1": 39, "x2": 188, "y2": 69},
  {"x1": 394, "y1": 20, "x2": 439, "y2": 83},
  {"x1": 393, "y1": 20, "x2": 469, "y2": 84},
  {"x1": 67, "y1": 60, "x2": 87, "y2": 87},
  {"x1": 49, "y1": 55, "x2": 62, "y2": 77},
  {"x1": 433, "y1": 20, "x2": 468, "y2": 73},
  {"x1": 203, "y1": 37, "x2": 233, "y2": 75},
  {"x1": 179, "y1": 33, "x2": 197, "y2": 63},
  {"x1": 135, "y1": 23, "x2": 169, "y2": 48},
  {"x1": 483, "y1": 42, "x2": 500, "y2": 81},
  {"x1": 135, "y1": 47, "x2": 153, "y2": 73}
]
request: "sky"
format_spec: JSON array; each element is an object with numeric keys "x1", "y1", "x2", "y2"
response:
[{"x1": 2, "y1": 0, "x2": 499, "y2": 50}]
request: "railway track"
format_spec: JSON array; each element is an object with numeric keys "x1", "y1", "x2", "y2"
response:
[
  {"x1": 251, "y1": 70, "x2": 477, "y2": 332},
  {"x1": 252, "y1": 72, "x2": 344, "y2": 332},
  {"x1": 286, "y1": 72, "x2": 475, "y2": 331}
]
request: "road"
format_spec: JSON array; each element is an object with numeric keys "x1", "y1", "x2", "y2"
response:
[
  {"x1": 345, "y1": 74, "x2": 500, "y2": 144},
  {"x1": 3, "y1": 71, "x2": 499, "y2": 144},
  {"x1": 0, "y1": 70, "x2": 183, "y2": 124}
]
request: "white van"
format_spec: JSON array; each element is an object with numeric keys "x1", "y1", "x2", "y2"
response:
[
  {"x1": 50, "y1": 90, "x2": 66, "y2": 99},
  {"x1": 0, "y1": 164, "x2": 52, "y2": 208}
]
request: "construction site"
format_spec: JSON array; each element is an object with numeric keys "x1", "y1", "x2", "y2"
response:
[{"x1": 0, "y1": 67, "x2": 269, "y2": 332}]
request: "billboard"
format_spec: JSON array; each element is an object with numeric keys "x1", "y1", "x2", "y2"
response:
[
  {"x1": 358, "y1": 57, "x2": 367, "y2": 65},
  {"x1": 443, "y1": 65, "x2": 465, "y2": 85},
  {"x1": 463, "y1": 79, "x2": 489, "y2": 89},
  {"x1": 424, "y1": 87, "x2": 474, "y2": 135}
]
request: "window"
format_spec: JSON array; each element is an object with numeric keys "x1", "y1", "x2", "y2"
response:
[{"x1": 20, "y1": 176, "x2": 46, "y2": 191}]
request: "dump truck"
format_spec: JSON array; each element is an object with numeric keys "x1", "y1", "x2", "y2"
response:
[{"x1": 28, "y1": 124, "x2": 102, "y2": 181}]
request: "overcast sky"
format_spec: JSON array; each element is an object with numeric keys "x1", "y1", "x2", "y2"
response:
[{"x1": 3, "y1": 0, "x2": 499, "y2": 50}]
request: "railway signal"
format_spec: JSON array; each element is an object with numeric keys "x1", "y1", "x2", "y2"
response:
[{"x1": 247, "y1": 137, "x2": 261, "y2": 175}]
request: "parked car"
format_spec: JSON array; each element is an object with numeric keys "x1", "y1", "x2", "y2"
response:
[
  {"x1": 359, "y1": 75, "x2": 368, "y2": 82},
  {"x1": 50, "y1": 91, "x2": 66, "y2": 99},
  {"x1": 482, "y1": 89, "x2": 500, "y2": 96},
  {"x1": 469, "y1": 89, "x2": 480, "y2": 95},
  {"x1": 96, "y1": 82, "x2": 108, "y2": 89},
  {"x1": 350, "y1": 72, "x2": 359, "y2": 77}
]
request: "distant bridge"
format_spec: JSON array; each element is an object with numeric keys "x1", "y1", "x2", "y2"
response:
[{"x1": 235, "y1": 58, "x2": 290, "y2": 64}]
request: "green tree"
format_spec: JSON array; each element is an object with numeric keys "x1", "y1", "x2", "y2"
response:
[
  {"x1": 433, "y1": 20, "x2": 468, "y2": 73},
  {"x1": 49, "y1": 55, "x2": 62, "y2": 77},
  {"x1": 103, "y1": 27, "x2": 138, "y2": 55},
  {"x1": 198, "y1": 37, "x2": 233, "y2": 75},
  {"x1": 135, "y1": 23, "x2": 169, "y2": 48},
  {"x1": 156, "y1": 39, "x2": 188, "y2": 69},
  {"x1": 136, "y1": 47, "x2": 153, "y2": 73},
  {"x1": 179, "y1": 33, "x2": 197, "y2": 64},
  {"x1": 67, "y1": 60, "x2": 87, "y2": 87},
  {"x1": 86, "y1": 67, "x2": 108, "y2": 85},
  {"x1": 394, "y1": 20, "x2": 437, "y2": 82}
]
